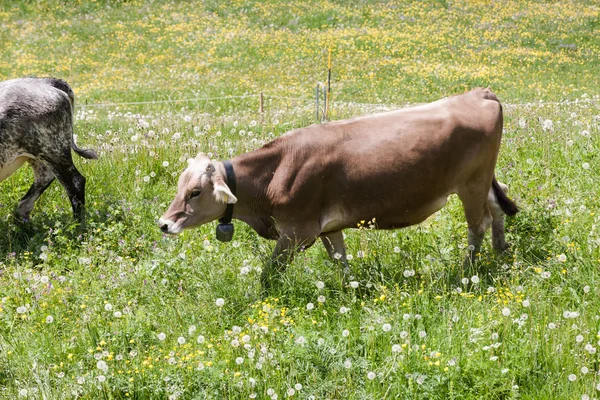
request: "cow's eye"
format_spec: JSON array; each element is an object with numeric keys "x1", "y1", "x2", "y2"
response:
[{"x1": 190, "y1": 190, "x2": 201, "y2": 199}]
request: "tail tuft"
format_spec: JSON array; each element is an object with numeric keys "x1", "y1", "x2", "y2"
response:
[{"x1": 492, "y1": 177, "x2": 518, "y2": 216}]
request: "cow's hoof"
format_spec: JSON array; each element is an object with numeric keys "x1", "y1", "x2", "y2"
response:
[
  {"x1": 493, "y1": 241, "x2": 511, "y2": 253},
  {"x1": 13, "y1": 212, "x2": 30, "y2": 224}
]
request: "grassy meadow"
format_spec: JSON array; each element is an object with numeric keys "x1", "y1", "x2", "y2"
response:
[{"x1": 1, "y1": 0, "x2": 600, "y2": 399}]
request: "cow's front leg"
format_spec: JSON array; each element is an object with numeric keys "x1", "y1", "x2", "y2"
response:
[
  {"x1": 320, "y1": 230, "x2": 351, "y2": 281},
  {"x1": 261, "y1": 234, "x2": 297, "y2": 291}
]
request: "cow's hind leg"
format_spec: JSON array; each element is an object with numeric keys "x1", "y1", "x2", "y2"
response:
[
  {"x1": 458, "y1": 186, "x2": 493, "y2": 266},
  {"x1": 488, "y1": 181, "x2": 510, "y2": 252},
  {"x1": 44, "y1": 154, "x2": 87, "y2": 223},
  {"x1": 320, "y1": 231, "x2": 351, "y2": 279},
  {"x1": 16, "y1": 159, "x2": 55, "y2": 221}
]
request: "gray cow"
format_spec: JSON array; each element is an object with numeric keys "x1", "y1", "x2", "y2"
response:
[{"x1": 0, "y1": 77, "x2": 97, "y2": 222}]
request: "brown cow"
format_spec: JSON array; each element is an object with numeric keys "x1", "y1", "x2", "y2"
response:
[{"x1": 159, "y1": 88, "x2": 518, "y2": 288}]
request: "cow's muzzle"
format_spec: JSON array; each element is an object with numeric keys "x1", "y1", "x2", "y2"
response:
[{"x1": 158, "y1": 217, "x2": 180, "y2": 234}]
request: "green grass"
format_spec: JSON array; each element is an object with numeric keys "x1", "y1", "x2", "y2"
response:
[{"x1": 1, "y1": 1, "x2": 600, "y2": 399}]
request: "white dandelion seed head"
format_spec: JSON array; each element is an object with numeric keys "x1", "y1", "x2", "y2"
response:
[
  {"x1": 367, "y1": 371, "x2": 376, "y2": 380},
  {"x1": 382, "y1": 323, "x2": 392, "y2": 332},
  {"x1": 349, "y1": 281, "x2": 359, "y2": 288},
  {"x1": 568, "y1": 374, "x2": 577, "y2": 382},
  {"x1": 216, "y1": 298, "x2": 225, "y2": 307},
  {"x1": 177, "y1": 336, "x2": 186, "y2": 345},
  {"x1": 392, "y1": 344, "x2": 402, "y2": 353},
  {"x1": 315, "y1": 281, "x2": 325, "y2": 289},
  {"x1": 235, "y1": 357, "x2": 244, "y2": 365},
  {"x1": 45, "y1": 315, "x2": 54, "y2": 324},
  {"x1": 344, "y1": 359, "x2": 352, "y2": 369},
  {"x1": 104, "y1": 303, "x2": 113, "y2": 311},
  {"x1": 306, "y1": 302, "x2": 314, "y2": 310},
  {"x1": 96, "y1": 360, "x2": 108, "y2": 372},
  {"x1": 317, "y1": 295, "x2": 326, "y2": 303},
  {"x1": 471, "y1": 275, "x2": 480, "y2": 284},
  {"x1": 158, "y1": 332, "x2": 166, "y2": 341},
  {"x1": 342, "y1": 329, "x2": 350, "y2": 337},
  {"x1": 502, "y1": 307, "x2": 511, "y2": 317}
]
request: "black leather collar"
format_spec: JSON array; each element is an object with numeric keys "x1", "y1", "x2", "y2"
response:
[{"x1": 216, "y1": 160, "x2": 236, "y2": 242}]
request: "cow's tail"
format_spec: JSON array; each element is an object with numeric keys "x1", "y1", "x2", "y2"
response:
[
  {"x1": 491, "y1": 177, "x2": 518, "y2": 216},
  {"x1": 46, "y1": 78, "x2": 99, "y2": 160},
  {"x1": 71, "y1": 140, "x2": 99, "y2": 159}
]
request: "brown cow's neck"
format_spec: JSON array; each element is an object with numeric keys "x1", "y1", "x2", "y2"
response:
[{"x1": 224, "y1": 145, "x2": 281, "y2": 239}]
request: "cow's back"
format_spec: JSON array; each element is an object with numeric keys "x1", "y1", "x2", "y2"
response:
[{"x1": 0, "y1": 78, "x2": 73, "y2": 151}]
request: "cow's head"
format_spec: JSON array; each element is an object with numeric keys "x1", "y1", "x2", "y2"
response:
[{"x1": 159, "y1": 153, "x2": 237, "y2": 234}]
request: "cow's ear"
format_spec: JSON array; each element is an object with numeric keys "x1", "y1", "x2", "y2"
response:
[{"x1": 212, "y1": 174, "x2": 237, "y2": 204}]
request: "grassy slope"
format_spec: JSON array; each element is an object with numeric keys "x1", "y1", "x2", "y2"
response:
[{"x1": 0, "y1": 1, "x2": 600, "y2": 399}]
